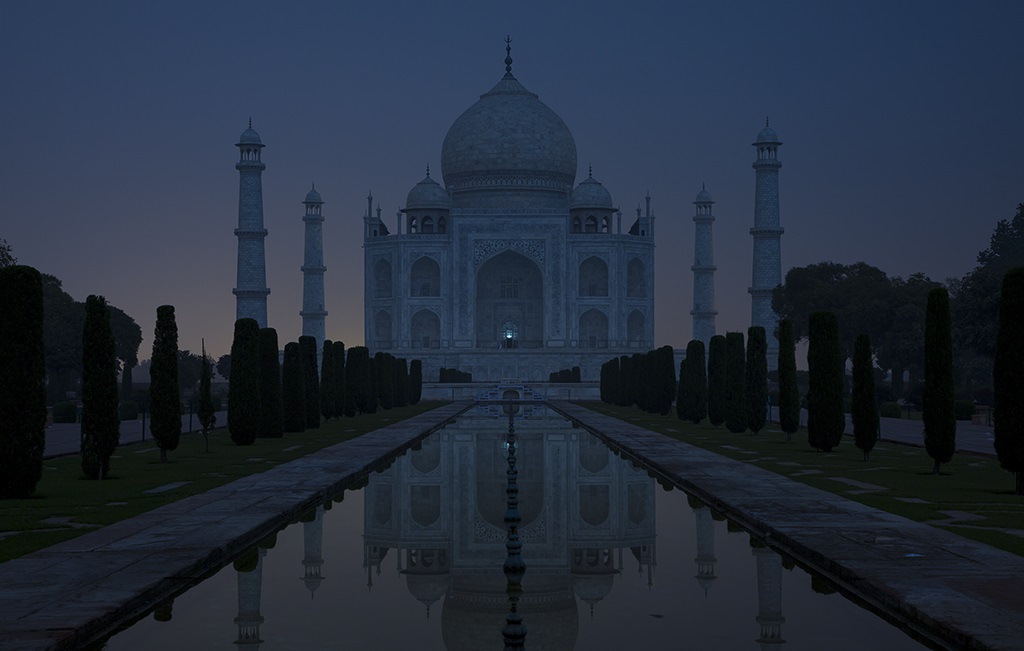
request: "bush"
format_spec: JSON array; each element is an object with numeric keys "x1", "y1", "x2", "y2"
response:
[
  {"x1": 880, "y1": 402, "x2": 901, "y2": 418},
  {"x1": 954, "y1": 400, "x2": 974, "y2": 421},
  {"x1": 53, "y1": 401, "x2": 79, "y2": 423},
  {"x1": 118, "y1": 401, "x2": 139, "y2": 420}
]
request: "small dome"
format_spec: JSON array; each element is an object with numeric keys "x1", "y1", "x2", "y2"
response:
[
  {"x1": 755, "y1": 123, "x2": 780, "y2": 144},
  {"x1": 694, "y1": 185, "x2": 713, "y2": 203},
  {"x1": 570, "y1": 174, "x2": 613, "y2": 210},
  {"x1": 405, "y1": 173, "x2": 451, "y2": 210},
  {"x1": 304, "y1": 184, "x2": 323, "y2": 204},
  {"x1": 238, "y1": 125, "x2": 263, "y2": 146}
]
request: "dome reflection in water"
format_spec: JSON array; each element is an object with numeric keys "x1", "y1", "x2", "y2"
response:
[{"x1": 104, "y1": 407, "x2": 928, "y2": 650}]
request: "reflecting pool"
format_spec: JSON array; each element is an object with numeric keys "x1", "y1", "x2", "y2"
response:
[{"x1": 102, "y1": 407, "x2": 930, "y2": 650}]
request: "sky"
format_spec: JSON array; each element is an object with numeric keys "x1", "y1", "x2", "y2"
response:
[{"x1": 2, "y1": 1, "x2": 1022, "y2": 360}]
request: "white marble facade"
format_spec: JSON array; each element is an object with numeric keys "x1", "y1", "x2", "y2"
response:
[{"x1": 363, "y1": 49, "x2": 655, "y2": 382}]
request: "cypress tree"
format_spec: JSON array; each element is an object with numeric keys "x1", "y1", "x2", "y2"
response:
[
  {"x1": 679, "y1": 340, "x2": 708, "y2": 424},
  {"x1": 923, "y1": 287, "x2": 955, "y2": 475},
  {"x1": 374, "y1": 352, "x2": 394, "y2": 409},
  {"x1": 197, "y1": 340, "x2": 216, "y2": 453},
  {"x1": 228, "y1": 319, "x2": 260, "y2": 446},
  {"x1": 282, "y1": 342, "x2": 306, "y2": 433},
  {"x1": 408, "y1": 359, "x2": 422, "y2": 405},
  {"x1": 994, "y1": 267, "x2": 1024, "y2": 494},
  {"x1": 395, "y1": 357, "x2": 409, "y2": 407},
  {"x1": 652, "y1": 345, "x2": 677, "y2": 415},
  {"x1": 258, "y1": 328, "x2": 283, "y2": 438},
  {"x1": 81, "y1": 295, "x2": 120, "y2": 479},
  {"x1": 367, "y1": 354, "x2": 379, "y2": 414},
  {"x1": 675, "y1": 357, "x2": 689, "y2": 420},
  {"x1": 725, "y1": 332, "x2": 747, "y2": 433},
  {"x1": 807, "y1": 311, "x2": 844, "y2": 452},
  {"x1": 0, "y1": 265, "x2": 46, "y2": 498},
  {"x1": 299, "y1": 336, "x2": 320, "y2": 429},
  {"x1": 852, "y1": 334, "x2": 878, "y2": 461},
  {"x1": 615, "y1": 355, "x2": 631, "y2": 406},
  {"x1": 707, "y1": 335, "x2": 727, "y2": 427},
  {"x1": 347, "y1": 346, "x2": 374, "y2": 414},
  {"x1": 777, "y1": 319, "x2": 800, "y2": 442},
  {"x1": 332, "y1": 341, "x2": 349, "y2": 417},
  {"x1": 149, "y1": 305, "x2": 181, "y2": 463},
  {"x1": 320, "y1": 339, "x2": 334, "y2": 420},
  {"x1": 746, "y1": 327, "x2": 768, "y2": 435}
]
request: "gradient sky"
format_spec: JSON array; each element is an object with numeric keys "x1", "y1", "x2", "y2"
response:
[{"x1": 2, "y1": 1, "x2": 1021, "y2": 360}]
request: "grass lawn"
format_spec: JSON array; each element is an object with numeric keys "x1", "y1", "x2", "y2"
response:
[
  {"x1": 584, "y1": 401, "x2": 1024, "y2": 557},
  {"x1": 0, "y1": 402, "x2": 444, "y2": 563}
]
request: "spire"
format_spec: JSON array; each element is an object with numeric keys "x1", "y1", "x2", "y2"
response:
[
  {"x1": 588, "y1": 164, "x2": 593, "y2": 178},
  {"x1": 248, "y1": 116, "x2": 252, "y2": 128},
  {"x1": 765, "y1": 115, "x2": 770, "y2": 128},
  {"x1": 311, "y1": 182, "x2": 315, "y2": 191},
  {"x1": 426, "y1": 164, "x2": 430, "y2": 178},
  {"x1": 504, "y1": 35, "x2": 513, "y2": 75}
]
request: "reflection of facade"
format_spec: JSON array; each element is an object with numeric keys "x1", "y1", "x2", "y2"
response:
[
  {"x1": 752, "y1": 541, "x2": 786, "y2": 649},
  {"x1": 363, "y1": 411, "x2": 656, "y2": 650},
  {"x1": 362, "y1": 44, "x2": 655, "y2": 383},
  {"x1": 234, "y1": 547, "x2": 266, "y2": 650}
]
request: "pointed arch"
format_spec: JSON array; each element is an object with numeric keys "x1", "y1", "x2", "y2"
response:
[
  {"x1": 579, "y1": 308, "x2": 608, "y2": 348},
  {"x1": 410, "y1": 256, "x2": 440, "y2": 297},
  {"x1": 411, "y1": 308, "x2": 440, "y2": 349},
  {"x1": 374, "y1": 258, "x2": 392, "y2": 298},
  {"x1": 627, "y1": 258, "x2": 647, "y2": 298},
  {"x1": 579, "y1": 256, "x2": 608, "y2": 297}
]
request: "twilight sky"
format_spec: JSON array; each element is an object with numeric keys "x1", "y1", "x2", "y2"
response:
[{"x1": 2, "y1": 1, "x2": 1021, "y2": 360}]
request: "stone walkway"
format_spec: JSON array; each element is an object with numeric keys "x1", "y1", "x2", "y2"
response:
[
  {"x1": 553, "y1": 401, "x2": 1024, "y2": 651},
  {"x1": 0, "y1": 402, "x2": 471, "y2": 651}
]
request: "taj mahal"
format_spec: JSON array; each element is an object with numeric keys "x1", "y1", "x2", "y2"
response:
[{"x1": 232, "y1": 40, "x2": 784, "y2": 381}]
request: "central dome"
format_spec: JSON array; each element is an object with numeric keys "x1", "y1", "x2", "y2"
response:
[{"x1": 441, "y1": 72, "x2": 577, "y2": 206}]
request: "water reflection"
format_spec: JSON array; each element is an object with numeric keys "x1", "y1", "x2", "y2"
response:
[{"x1": 103, "y1": 408, "x2": 926, "y2": 650}]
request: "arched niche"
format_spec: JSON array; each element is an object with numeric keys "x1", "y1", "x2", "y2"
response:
[
  {"x1": 579, "y1": 308, "x2": 608, "y2": 349},
  {"x1": 374, "y1": 258, "x2": 393, "y2": 298},
  {"x1": 579, "y1": 256, "x2": 608, "y2": 297},
  {"x1": 627, "y1": 258, "x2": 647, "y2": 298},
  {"x1": 410, "y1": 256, "x2": 441, "y2": 297},
  {"x1": 475, "y1": 250, "x2": 544, "y2": 348},
  {"x1": 411, "y1": 308, "x2": 440, "y2": 349}
]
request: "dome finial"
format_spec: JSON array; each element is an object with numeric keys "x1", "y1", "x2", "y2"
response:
[
  {"x1": 426, "y1": 164, "x2": 430, "y2": 178},
  {"x1": 702, "y1": 181, "x2": 706, "y2": 191},
  {"x1": 765, "y1": 115, "x2": 770, "y2": 128},
  {"x1": 248, "y1": 116, "x2": 252, "y2": 128},
  {"x1": 588, "y1": 164, "x2": 592, "y2": 178},
  {"x1": 311, "y1": 181, "x2": 315, "y2": 190},
  {"x1": 504, "y1": 35, "x2": 513, "y2": 75}
]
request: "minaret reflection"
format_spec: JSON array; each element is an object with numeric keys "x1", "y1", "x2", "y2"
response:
[
  {"x1": 301, "y1": 505, "x2": 325, "y2": 598},
  {"x1": 750, "y1": 538, "x2": 785, "y2": 649},
  {"x1": 690, "y1": 497, "x2": 718, "y2": 596},
  {"x1": 502, "y1": 407, "x2": 527, "y2": 649},
  {"x1": 234, "y1": 547, "x2": 267, "y2": 650}
]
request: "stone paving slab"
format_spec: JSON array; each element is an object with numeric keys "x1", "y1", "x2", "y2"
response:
[
  {"x1": 0, "y1": 402, "x2": 471, "y2": 651},
  {"x1": 552, "y1": 401, "x2": 1024, "y2": 651}
]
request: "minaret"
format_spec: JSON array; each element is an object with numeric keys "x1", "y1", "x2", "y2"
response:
[
  {"x1": 300, "y1": 184, "x2": 327, "y2": 349},
  {"x1": 692, "y1": 503, "x2": 717, "y2": 596},
  {"x1": 234, "y1": 547, "x2": 267, "y2": 650},
  {"x1": 750, "y1": 119, "x2": 784, "y2": 368},
  {"x1": 233, "y1": 120, "x2": 270, "y2": 327},
  {"x1": 691, "y1": 184, "x2": 718, "y2": 347},
  {"x1": 301, "y1": 505, "x2": 325, "y2": 598},
  {"x1": 751, "y1": 541, "x2": 785, "y2": 649}
]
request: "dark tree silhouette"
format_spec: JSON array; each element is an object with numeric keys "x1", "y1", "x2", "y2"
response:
[
  {"x1": 197, "y1": 340, "x2": 216, "y2": 453},
  {"x1": 299, "y1": 336, "x2": 320, "y2": 429},
  {"x1": 332, "y1": 341, "x2": 348, "y2": 417},
  {"x1": 149, "y1": 305, "x2": 181, "y2": 463},
  {"x1": 0, "y1": 265, "x2": 46, "y2": 498},
  {"x1": 258, "y1": 328, "x2": 283, "y2": 438},
  {"x1": 282, "y1": 342, "x2": 306, "y2": 433},
  {"x1": 228, "y1": 319, "x2": 260, "y2": 446},
  {"x1": 777, "y1": 319, "x2": 800, "y2": 442},
  {"x1": 724, "y1": 332, "x2": 747, "y2": 433},
  {"x1": 994, "y1": 267, "x2": 1024, "y2": 494},
  {"x1": 852, "y1": 334, "x2": 878, "y2": 461},
  {"x1": 408, "y1": 359, "x2": 422, "y2": 405},
  {"x1": 707, "y1": 335, "x2": 727, "y2": 427},
  {"x1": 347, "y1": 346, "x2": 374, "y2": 414},
  {"x1": 746, "y1": 327, "x2": 768, "y2": 435},
  {"x1": 678, "y1": 340, "x2": 708, "y2": 424},
  {"x1": 320, "y1": 339, "x2": 334, "y2": 420},
  {"x1": 81, "y1": 295, "x2": 119, "y2": 478},
  {"x1": 807, "y1": 311, "x2": 844, "y2": 452}
]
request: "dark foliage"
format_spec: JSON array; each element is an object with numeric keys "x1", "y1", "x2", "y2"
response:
[
  {"x1": 439, "y1": 367, "x2": 472, "y2": 383},
  {"x1": 724, "y1": 332, "x2": 747, "y2": 433},
  {"x1": 807, "y1": 311, "x2": 844, "y2": 452},
  {"x1": 282, "y1": 342, "x2": 306, "y2": 433},
  {"x1": 408, "y1": 359, "x2": 423, "y2": 405},
  {"x1": 149, "y1": 305, "x2": 181, "y2": 462},
  {"x1": 924, "y1": 288, "x2": 956, "y2": 474},
  {"x1": 994, "y1": 267, "x2": 1024, "y2": 494},
  {"x1": 777, "y1": 319, "x2": 801, "y2": 441},
  {"x1": 374, "y1": 352, "x2": 395, "y2": 410},
  {"x1": 347, "y1": 346, "x2": 375, "y2": 414},
  {"x1": 707, "y1": 335, "x2": 727, "y2": 426},
  {"x1": 197, "y1": 341, "x2": 216, "y2": 450},
  {"x1": 332, "y1": 341, "x2": 349, "y2": 418},
  {"x1": 299, "y1": 336, "x2": 320, "y2": 429},
  {"x1": 678, "y1": 340, "x2": 708, "y2": 424},
  {"x1": 258, "y1": 328, "x2": 283, "y2": 438},
  {"x1": 0, "y1": 266, "x2": 46, "y2": 498},
  {"x1": 81, "y1": 295, "x2": 120, "y2": 478},
  {"x1": 228, "y1": 319, "x2": 260, "y2": 446},
  {"x1": 320, "y1": 339, "x2": 334, "y2": 420},
  {"x1": 395, "y1": 358, "x2": 409, "y2": 407},
  {"x1": 216, "y1": 354, "x2": 231, "y2": 381},
  {"x1": 852, "y1": 334, "x2": 878, "y2": 461},
  {"x1": 746, "y1": 327, "x2": 768, "y2": 435}
]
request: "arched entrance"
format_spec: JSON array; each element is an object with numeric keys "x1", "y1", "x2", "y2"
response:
[{"x1": 475, "y1": 250, "x2": 543, "y2": 348}]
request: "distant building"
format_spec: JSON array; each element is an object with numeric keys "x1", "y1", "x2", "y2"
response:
[{"x1": 362, "y1": 42, "x2": 655, "y2": 382}]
